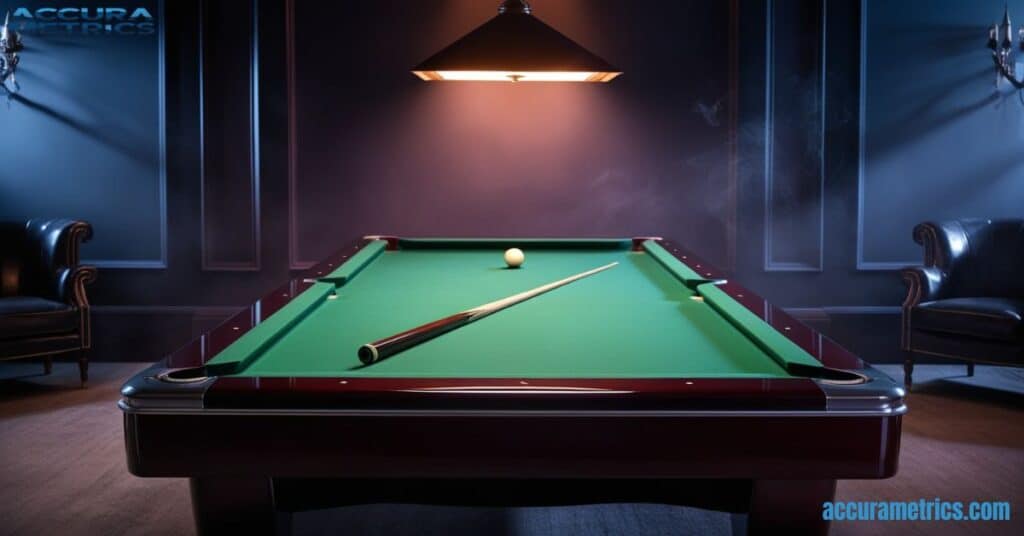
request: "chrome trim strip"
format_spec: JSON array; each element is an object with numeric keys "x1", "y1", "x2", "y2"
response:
[{"x1": 119, "y1": 399, "x2": 907, "y2": 418}]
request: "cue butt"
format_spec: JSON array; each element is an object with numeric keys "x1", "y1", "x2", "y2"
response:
[
  {"x1": 357, "y1": 344, "x2": 380, "y2": 364},
  {"x1": 358, "y1": 312, "x2": 473, "y2": 364}
]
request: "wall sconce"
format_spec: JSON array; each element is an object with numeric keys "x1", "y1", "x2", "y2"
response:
[
  {"x1": 0, "y1": 11, "x2": 23, "y2": 96},
  {"x1": 987, "y1": 5, "x2": 1024, "y2": 90}
]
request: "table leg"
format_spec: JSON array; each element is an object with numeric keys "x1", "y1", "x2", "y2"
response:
[
  {"x1": 190, "y1": 477, "x2": 292, "y2": 536},
  {"x1": 747, "y1": 479, "x2": 835, "y2": 536},
  {"x1": 78, "y1": 350, "x2": 89, "y2": 386}
]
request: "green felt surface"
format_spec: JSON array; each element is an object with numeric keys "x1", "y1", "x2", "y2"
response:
[{"x1": 207, "y1": 239, "x2": 817, "y2": 378}]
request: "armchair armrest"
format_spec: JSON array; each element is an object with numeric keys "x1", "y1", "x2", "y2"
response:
[
  {"x1": 57, "y1": 265, "x2": 98, "y2": 347},
  {"x1": 58, "y1": 265, "x2": 98, "y2": 307},
  {"x1": 901, "y1": 266, "x2": 946, "y2": 352},
  {"x1": 901, "y1": 266, "x2": 947, "y2": 309},
  {"x1": 25, "y1": 218, "x2": 93, "y2": 268},
  {"x1": 23, "y1": 219, "x2": 93, "y2": 301}
]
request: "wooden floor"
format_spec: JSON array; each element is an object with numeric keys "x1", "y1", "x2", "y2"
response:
[
  {"x1": 0, "y1": 362, "x2": 189, "y2": 536},
  {"x1": 0, "y1": 362, "x2": 1021, "y2": 536}
]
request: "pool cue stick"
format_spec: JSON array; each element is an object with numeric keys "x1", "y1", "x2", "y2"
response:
[{"x1": 357, "y1": 262, "x2": 619, "y2": 365}]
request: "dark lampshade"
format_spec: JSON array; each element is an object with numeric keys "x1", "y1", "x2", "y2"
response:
[{"x1": 412, "y1": 0, "x2": 621, "y2": 83}]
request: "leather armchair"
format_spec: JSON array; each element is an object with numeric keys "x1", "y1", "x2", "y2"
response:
[
  {"x1": 901, "y1": 219, "x2": 1024, "y2": 388},
  {"x1": 0, "y1": 219, "x2": 97, "y2": 385}
]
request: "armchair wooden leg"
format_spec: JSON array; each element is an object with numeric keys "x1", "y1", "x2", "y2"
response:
[
  {"x1": 78, "y1": 350, "x2": 89, "y2": 387},
  {"x1": 903, "y1": 352, "x2": 914, "y2": 390},
  {"x1": 967, "y1": 362, "x2": 975, "y2": 377},
  {"x1": 43, "y1": 357, "x2": 52, "y2": 375}
]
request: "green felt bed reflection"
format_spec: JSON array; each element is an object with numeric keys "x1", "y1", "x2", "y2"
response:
[{"x1": 207, "y1": 241, "x2": 806, "y2": 378}]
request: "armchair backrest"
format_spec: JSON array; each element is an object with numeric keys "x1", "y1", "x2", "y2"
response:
[
  {"x1": 0, "y1": 219, "x2": 93, "y2": 300},
  {"x1": 913, "y1": 219, "x2": 1024, "y2": 299}
]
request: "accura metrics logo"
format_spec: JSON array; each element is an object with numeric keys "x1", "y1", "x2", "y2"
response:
[{"x1": 9, "y1": 6, "x2": 155, "y2": 35}]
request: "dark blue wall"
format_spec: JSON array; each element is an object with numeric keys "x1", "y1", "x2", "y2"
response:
[
  {"x1": 0, "y1": 0, "x2": 164, "y2": 267},
  {"x1": 733, "y1": 0, "x2": 1023, "y2": 361},
  {"x1": 860, "y1": 0, "x2": 1024, "y2": 269},
  {"x1": 1, "y1": 0, "x2": 1018, "y2": 363}
]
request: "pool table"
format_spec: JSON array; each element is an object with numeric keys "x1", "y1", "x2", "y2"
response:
[{"x1": 120, "y1": 237, "x2": 905, "y2": 536}]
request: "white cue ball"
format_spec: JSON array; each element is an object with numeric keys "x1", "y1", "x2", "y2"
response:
[{"x1": 504, "y1": 248, "x2": 525, "y2": 268}]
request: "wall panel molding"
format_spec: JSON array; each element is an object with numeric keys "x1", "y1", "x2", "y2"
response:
[
  {"x1": 286, "y1": 0, "x2": 314, "y2": 270},
  {"x1": 856, "y1": 0, "x2": 915, "y2": 271},
  {"x1": 200, "y1": 0, "x2": 262, "y2": 271},
  {"x1": 762, "y1": 0, "x2": 826, "y2": 272},
  {"x1": 85, "y1": 0, "x2": 168, "y2": 270},
  {"x1": 725, "y1": 0, "x2": 740, "y2": 273}
]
